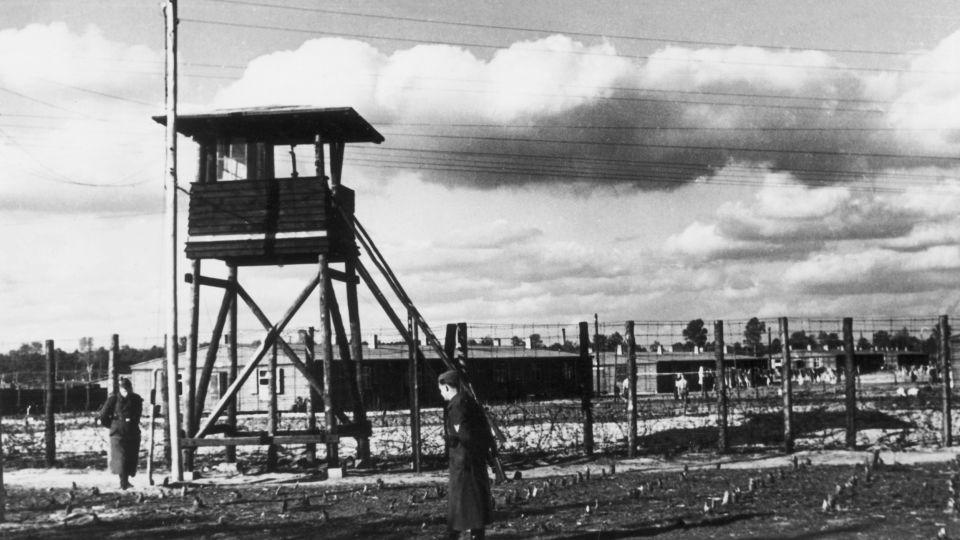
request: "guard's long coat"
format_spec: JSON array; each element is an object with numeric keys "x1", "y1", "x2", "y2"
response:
[
  {"x1": 98, "y1": 392, "x2": 143, "y2": 476},
  {"x1": 445, "y1": 391, "x2": 492, "y2": 531}
]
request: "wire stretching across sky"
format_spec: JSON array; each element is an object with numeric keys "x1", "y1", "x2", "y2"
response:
[
  {"x1": 197, "y1": 0, "x2": 930, "y2": 58},
  {"x1": 276, "y1": 144, "x2": 956, "y2": 195},
  {"x1": 178, "y1": 15, "x2": 959, "y2": 76}
]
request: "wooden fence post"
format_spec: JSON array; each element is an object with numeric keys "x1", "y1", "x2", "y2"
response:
[
  {"x1": 409, "y1": 309, "x2": 422, "y2": 473},
  {"x1": 1, "y1": 384, "x2": 5, "y2": 522},
  {"x1": 780, "y1": 318, "x2": 793, "y2": 453},
  {"x1": 109, "y1": 334, "x2": 119, "y2": 396},
  {"x1": 941, "y1": 315, "x2": 951, "y2": 447},
  {"x1": 578, "y1": 322, "x2": 594, "y2": 456},
  {"x1": 594, "y1": 314, "x2": 601, "y2": 395},
  {"x1": 843, "y1": 317, "x2": 857, "y2": 449},
  {"x1": 456, "y1": 322, "x2": 468, "y2": 371},
  {"x1": 715, "y1": 320, "x2": 728, "y2": 453},
  {"x1": 160, "y1": 335, "x2": 171, "y2": 467},
  {"x1": 305, "y1": 327, "x2": 317, "y2": 464},
  {"x1": 625, "y1": 321, "x2": 637, "y2": 458},
  {"x1": 45, "y1": 339, "x2": 56, "y2": 467},
  {"x1": 443, "y1": 324, "x2": 456, "y2": 462}
]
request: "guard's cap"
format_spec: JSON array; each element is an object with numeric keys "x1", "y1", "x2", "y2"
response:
[{"x1": 438, "y1": 370, "x2": 461, "y2": 387}]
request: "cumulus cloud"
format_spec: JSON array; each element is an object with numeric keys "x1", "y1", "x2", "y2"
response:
[
  {"x1": 666, "y1": 220, "x2": 784, "y2": 261},
  {"x1": 669, "y1": 169, "x2": 960, "y2": 264},
  {"x1": 783, "y1": 246, "x2": 960, "y2": 295},
  {"x1": 0, "y1": 22, "x2": 158, "y2": 94},
  {"x1": 0, "y1": 22, "x2": 164, "y2": 213},
  {"x1": 888, "y1": 30, "x2": 960, "y2": 152},
  {"x1": 212, "y1": 28, "x2": 960, "y2": 192}
]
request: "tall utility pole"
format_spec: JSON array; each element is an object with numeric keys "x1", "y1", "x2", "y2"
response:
[{"x1": 163, "y1": 0, "x2": 183, "y2": 482}]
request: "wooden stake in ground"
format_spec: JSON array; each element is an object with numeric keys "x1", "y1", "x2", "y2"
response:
[
  {"x1": 625, "y1": 320, "x2": 637, "y2": 458},
  {"x1": 715, "y1": 320, "x2": 728, "y2": 453},
  {"x1": 305, "y1": 327, "x2": 318, "y2": 465},
  {"x1": 108, "y1": 334, "x2": 119, "y2": 395},
  {"x1": 842, "y1": 317, "x2": 857, "y2": 449},
  {"x1": 45, "y1": 339, "x2": 56, "y2": 467},
  {"x1": 1, "y1": 387, "x2": 5, "y2": 522},
  {"x1": 146, "y1": 368, "x2": 161, "y2": 485},
  {"x1": 408, "y1": 308, "x2": 422, "y2": 473},
  {"x1": 940, "y1": 315, "x2": 951, "y2": 447},
  {"x1": 579, "y1": 322, "x2": 595, "y2": 456},
  {"x1": 780, "y1": 317, "x2": 794, "y2": 453}
]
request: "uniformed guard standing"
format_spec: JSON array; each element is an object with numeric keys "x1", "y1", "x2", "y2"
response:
[
  {"x1": 438, "y1": 370, "x2": 493, "y2": 540},
  {"x1": 98, "y1": 378, "x2": 143, "y2": 489}
]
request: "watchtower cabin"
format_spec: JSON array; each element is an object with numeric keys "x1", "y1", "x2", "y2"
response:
[
  {"x1": 153, "y1": 106, "x2": 386, "y2": 473},
  {"x1": 169, "y1": 107, "x2": 382, "y2": 266}
]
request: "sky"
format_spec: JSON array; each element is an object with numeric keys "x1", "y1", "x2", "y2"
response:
[{"x1": 2, "y1": 1, "x2": 960, "y2": 351}]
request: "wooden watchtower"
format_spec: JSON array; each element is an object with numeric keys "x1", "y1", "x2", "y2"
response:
[{"x1": 154, "y1": 106, "x2": 384, "y2": 471}]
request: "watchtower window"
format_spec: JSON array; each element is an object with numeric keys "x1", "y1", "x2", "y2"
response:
[
  {"x1": 212, "y1": 141, "x2": 321, "y2": 182},
  {"x1": 273, "y1": 144, "x2": 322, "y2": 180},
  {"x1": 217, "y1": 142, "x2": 247, "y2": 181},
  {"x1": 215, "y1": 140, "x2": 275, "y2": 181}
]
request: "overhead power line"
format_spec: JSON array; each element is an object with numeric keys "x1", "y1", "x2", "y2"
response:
[
  {"x1": 343, "y1": 155, "x2": 952, "y2": 195},
  {"x1": 180, "y1": 17, "x2": 956, "y2": 76},
  {"x1": 377, "y1": 130, "x2": 960, "y2": 162},
  {"x1": 343, "y1": 145, "x2": 959, "y2": 185},
  {"x1": 39, "y1": 78, "x2": 156, "y2": 108},
  {"x1": 199, "y1": 0, "x2": 926, "y2": 57},
  {"x1": 372, "y1": 122, "x2": 954, "y2": 132}
]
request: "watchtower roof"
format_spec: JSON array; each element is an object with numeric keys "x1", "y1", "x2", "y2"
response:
[{"x1": 152, "y1": 106, "x2": 384, "y2": 145}]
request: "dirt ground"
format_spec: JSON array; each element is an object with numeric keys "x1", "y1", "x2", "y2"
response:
[{"x1": 3, "y1": 448, "x2": 960, "y2": 539}]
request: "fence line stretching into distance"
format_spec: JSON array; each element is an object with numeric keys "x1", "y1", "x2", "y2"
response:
[{"x1": 1, "y1": 315, "x2": 954, "y2": 478}]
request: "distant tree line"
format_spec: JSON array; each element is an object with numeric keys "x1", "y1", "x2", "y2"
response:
[{"x1": 0, "y1": 339, "x2": 165, "y2": 387}]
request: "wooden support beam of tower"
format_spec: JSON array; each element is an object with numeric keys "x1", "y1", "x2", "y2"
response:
[
  {"x1": 305, "y1": 327, "x2": 318, "y2": 464},
  {"x1": 235, "y1": 285, "x2": 329, "y2": 409},
  {"x1": 328, "y1": 268, "x2": 359, "y2": 284},
  {"x1": 226, "y1": 264, "x2": 238, "y2": 463},
  {"x1": 319, "y1": 253, "x2": 339, "y2": 468},
  {"x1": 196, "y1": 270, "x2": 320, "y2": 438},
  {"x1": 346, "y1": 256, "x2": 370, "y2": 461},
  {"x1": 185, "y1": 273, "x2": 235, "y2": 291},
  {"x1": 193, "y1": 288, "x2": 233, "y2": 428},
  {"x1": 326, "y1": 282, "x2": 365, "y2": 424},
  {"x1": 330, "y1": 141, "x2": 344, "y2": 186},
  {"x1": 185, "y1": 258, "x2": 201, "y2": 471},
  {"x1": 355, "y1": 260, "x2": 430, "y2": 366}
]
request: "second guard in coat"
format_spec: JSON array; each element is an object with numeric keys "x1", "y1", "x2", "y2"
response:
[
  {"x1": 438, "y1": 369, "x2": 493, "y2": 540},
  {"x1": 98, "y1": 377, "x2": 143, "y2": 489}
]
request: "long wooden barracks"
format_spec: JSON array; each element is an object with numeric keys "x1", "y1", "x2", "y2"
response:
[{"x1": 129, "y1": 340, "x2": 585, "y2": 412}]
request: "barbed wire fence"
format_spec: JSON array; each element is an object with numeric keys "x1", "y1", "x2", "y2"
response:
[{"x1": 2, "y1": 315, "x2": 958, "y2": 470}]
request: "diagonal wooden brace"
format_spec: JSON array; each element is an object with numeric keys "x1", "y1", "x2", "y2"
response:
[
  {"x1": 235, "y1": 284, "x2": 330, "y2": 414},
  {"x1": 193, "y1": 287, "x2": 233, "y2": 429},
  {"x1": 195, "y1": 269, "x2": 320, "y2": 438}
]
